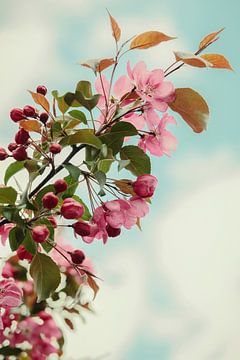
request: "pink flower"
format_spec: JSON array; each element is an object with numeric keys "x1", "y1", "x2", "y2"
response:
[
  {"x1": 0, "y1": 280, "x2": 22, "y2": 329},
  {"x1": 127, "y1": 61, "x2": 175, "y2": 111},
  {"x1": 138, "y1": 113, "x2": 177, "y2": 156},
  {"x1": 133, "y1": 174, "x2": 158, "y2": 198},
  {"x1": 0, "y1": 223, "x2": 14, "y2": 246}
]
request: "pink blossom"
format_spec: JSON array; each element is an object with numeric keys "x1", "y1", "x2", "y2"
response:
[
  {"x1": 0, "y1": 223, "x2": 14, "y2": 246},
  {"x1": 138, "y1": 113, "x2": 177, "y2": 156},
  {"x1": 127, "y1": 61, "x2": 175, "y2": 111},
  {"x1": 0, "y1": 280, "x2": 22, "y2": 329}
]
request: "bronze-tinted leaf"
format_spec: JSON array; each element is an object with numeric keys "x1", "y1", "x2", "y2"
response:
[
  {"x1": 198, "y1": 28, "x2": 224, "y2": 50},
  {"x1": 29, "y1": 91, "x2": 50, "y2": 112},
  {"x1": 87, "y1": 274, "x2": 99, "y2": 300},
  {"x1": 113, "y1": 179, "x2": 135, "y2": 196},
  {"x1": 64, "y1": 318, "x2": 74, "y2": 330},
  {"x1": 169, "y1": 88, "x2": 209, "y2": 133},
  {"x1": 107, "y1": 11, "x2": 121, "y2": 41},
  {"x1": 81, "y1": 58, "x2": 115, "y2": 73},
  {"x1": 130, "y1": 31, "x2": 175, "y2": 50},
  {"x1": 174, "y1": 51, "x2": 212, "y2": 68},
  {"x1": 201, "y1": 53, "x2": 233, "y2": 70},
  {"x1": 19, "y1": 119, "x2": 42, "y2": 133}
]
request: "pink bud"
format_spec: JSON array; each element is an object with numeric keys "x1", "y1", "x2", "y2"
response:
[
  {"x1": 49, "y1": 143, "x2": 62, "y2": 154},
  {"x1": 61, "y1": 198, "x2": 84, "y2": 219},
  {"x1": 16, "y1": 245, "x2": 33, "y2": 262},
  {"x1": 0, "y1": 147, "x2": 8, "y2": 161},
  {"x1": 23, "y1": 105, "x2": 36, "y2": 117},
  {"x1": 73, "y1": 220, "x2": 91, "y2": 237},
  {"x1": 54, "y1": 179, "x2": 68, "y2": 193},
  {"x1": 36, "y1": 85, "x2": 47, "y2": 96},
  {"x1": 8, "y1": 143, "x2": 18, "y2": 152},
  {"x1": 42, "y1": 192, "x2": 59, "y2": 210},
  {"x1": 15, "y1": 128, "x2": 30, "y2": 145},
  {"x1": 132, "y1": 174, "x2": 158, "y2": 198},
  {"x1": 69, "y1": 249, "x2": 85, "y2": 265},
  {"x1": 39, "y1": 112, "x2": 49, "y2": 124},
  {"x1": 12, "y1": 146, "x2": 27, "y2": 161},
  {"x1": 32, "y1": 225, "x2": 50, "y2": 243},
  {"x1": 10, "y1": 108, "x2": 24, "y2": 122}
]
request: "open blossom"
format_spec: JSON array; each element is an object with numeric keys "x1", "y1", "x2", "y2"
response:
[
  {"x1": 127, "y1": 61, "x2": 175, "y2": 111},
  {"x1": 82, "y1": 197, "x2": 149, "y2": 244},
  {"x1": 139, "y1": 113, "x2": 177, "y2": 157},
  {"x1": 0, "y1": 223, "x2": 14, "y2": 245},
  {"x1": 0, "y1": 280, "x2": 22, "y2": 329}
]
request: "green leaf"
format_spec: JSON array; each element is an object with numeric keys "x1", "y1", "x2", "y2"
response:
[
  {"x1": 2, "y1": 207, "x2": 25, "y2": 226},
  {"x1": 30, "y1": 253, "x2": 61, "y2": 302},
  {"x1": 0, "y1": 347, "x2": 22, "y2": 356},
  {"x1": 0, "y1": 187, "x2": 17, "y2": 204},
  {"x1": 75, "y1": 92, "x2": 100, "y2": 111},
  {"x1": 94, "y1": 171, "x2": 106, "y2": 190},
  {"x1": 68, "y1": 110, "x2": 87, "y2": 125},
  {"x1": 9, "y1": 226, "x2": 25, "y2": 251},
  {"x1": 100, "y1": 121, "x2": 138, "y2": 155},
  {"x1": 52, "y1": 90, "x2": 70, "y2": 114},
  {"x1": 60, "y1": 129, "x2": 102, "y2": 149},
  {"x1": 4, "y1": 161, "x2": 25, "y2": 185},
  {"x1": 22, "y1": 229, "x2": 37, "y2": 255},
  {"x1": 63, "y1": 163, "x2": 81, "y2": 180},
  {"x1": 98, "y1": 159, "x2": 114, "y2": 173},
  {"x1": 169, "y1": 88, "x2": 209, "y2": 133},
  {"x1": 120, "y1": 145, "x2": 151, "y2": 176}
]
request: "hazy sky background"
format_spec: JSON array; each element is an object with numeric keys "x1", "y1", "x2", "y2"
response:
[{"x1": 0, "y1": 0, "x2": 239, "y2": 359}]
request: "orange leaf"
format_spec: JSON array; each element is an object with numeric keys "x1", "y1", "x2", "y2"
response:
[
  {"x1": 174, "y1": 51, "x2": 212, "y2": 68},
  {"x1": 107, "y1": 10, "x2": 121, "y2": 42},
  {"x1": 29, "y1": 91, "x2": 50, "y2": 112},
  {"x1": 130, "y1": 31, "x2": 176, "y2": 50},
  {"x1": 198, "y1": 28, "x2": 224, "y2": 50},
  {"x1": 169, "y1": 88, "x2": 209, "y2": 133},
  {"x1": 113, "y1": 179, "x2": 135, "y2": 196},
  {"x1": 87, "y1": 274, "x2": 99, "y2": 300},
  {"x1": 81, "y1": 58, "x2": 115, "y2": 73},
  {"x1": 201, "y1": 53, "x2": 233, "y2": 70},
  {"x1": 19, "y1": 119, "x2": 42, "y2": 133}
]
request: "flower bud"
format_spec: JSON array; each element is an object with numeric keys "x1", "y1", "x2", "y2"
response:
[
  {"x1": 36, "y1": 85, "x2": 47, "y2": 96},
  {"x1": 23, "y1": 105, "x2": 36, "y2": 117},
  {"x1": 61, "y1": 198, "x2": 84, "y2": 219},
  {"x1": 16, "y1": 245, "x2": 33, "y2": 262},
  {"x1": 132, "y1": 174, "x2": 158, "y2": 198},
  {"x1": 106, "y1": 225, "x2": 121, "y2": 238},
  {"x1": 8, "y1": 143, "x2": 18, "y2": 152},
  {"x1": 73, "y1": 220, "x2": 91, "y2": 237},
  {"x1": 42, "y1": 192, "x2": 59, "y2": 210},
  {"x1": 54, "y1": 179, "x2": 68, "y2": 193},
  {"x1": 47, "y1": 215, "x2": 57, "y2": 228},
  {"x1": 69, "y1": 249, "x2": 85, "y2": 265},
  {"x1": 12, "y1": 146, "x2": 27, "y2": 161},
  {"x1": 0, "y1": 147, "x2": 8, "y2": 161},
  {"x1": 49, "y1": 143, "x2": 62, "y2": 154},
  {"x1": 39, "y1": 112, "x2": 49, "y2": 124},
  {"x1": 32, "y1": 225, "x2": 50, "y2": 243},
  {"x1": 15, "y1": 128, "x2": 30, "y2": 145},
  {"x1": 10, "y1": 108, "x2": 24, "y2": 122}
]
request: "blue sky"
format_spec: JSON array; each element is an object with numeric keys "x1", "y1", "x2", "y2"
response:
[{"x1": 0, "y1": 1, "x2": 239, "y2": 359}]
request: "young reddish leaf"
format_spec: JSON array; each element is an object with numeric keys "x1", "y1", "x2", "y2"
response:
[
  {"x1": 19, "y1": 119, "x2": 42, "y2": 133},
  {"x1": 113, "y1": 179, "x2": 135, "y2": 196},
  {"x1": 107, "y1": 10, "x2": 121, "y2": 42},
  {"x1": 198, "y1": 28, "x2": 224, "y2": 50},
  {"x1": 201, "y1": 54, "x2": 233, "y2": 70},
  {"x1": 28, "y1": 90, "x2": 50, "y2": 112},
  {"x1": 174, "y1": 52, "x2": 212, "y2": 68},
  {"x1": 169, "y1": 88, "x2": 209, "y2": 133},
  {"x1": 130, "y1": 31, "x2": 175, "y2": 50},
  {"x1": 81, "y1": 58, "x2": 115, "y2": 73},
  {"x1": 87, "y1": 274, "x2": 99, "y2": 300}
]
